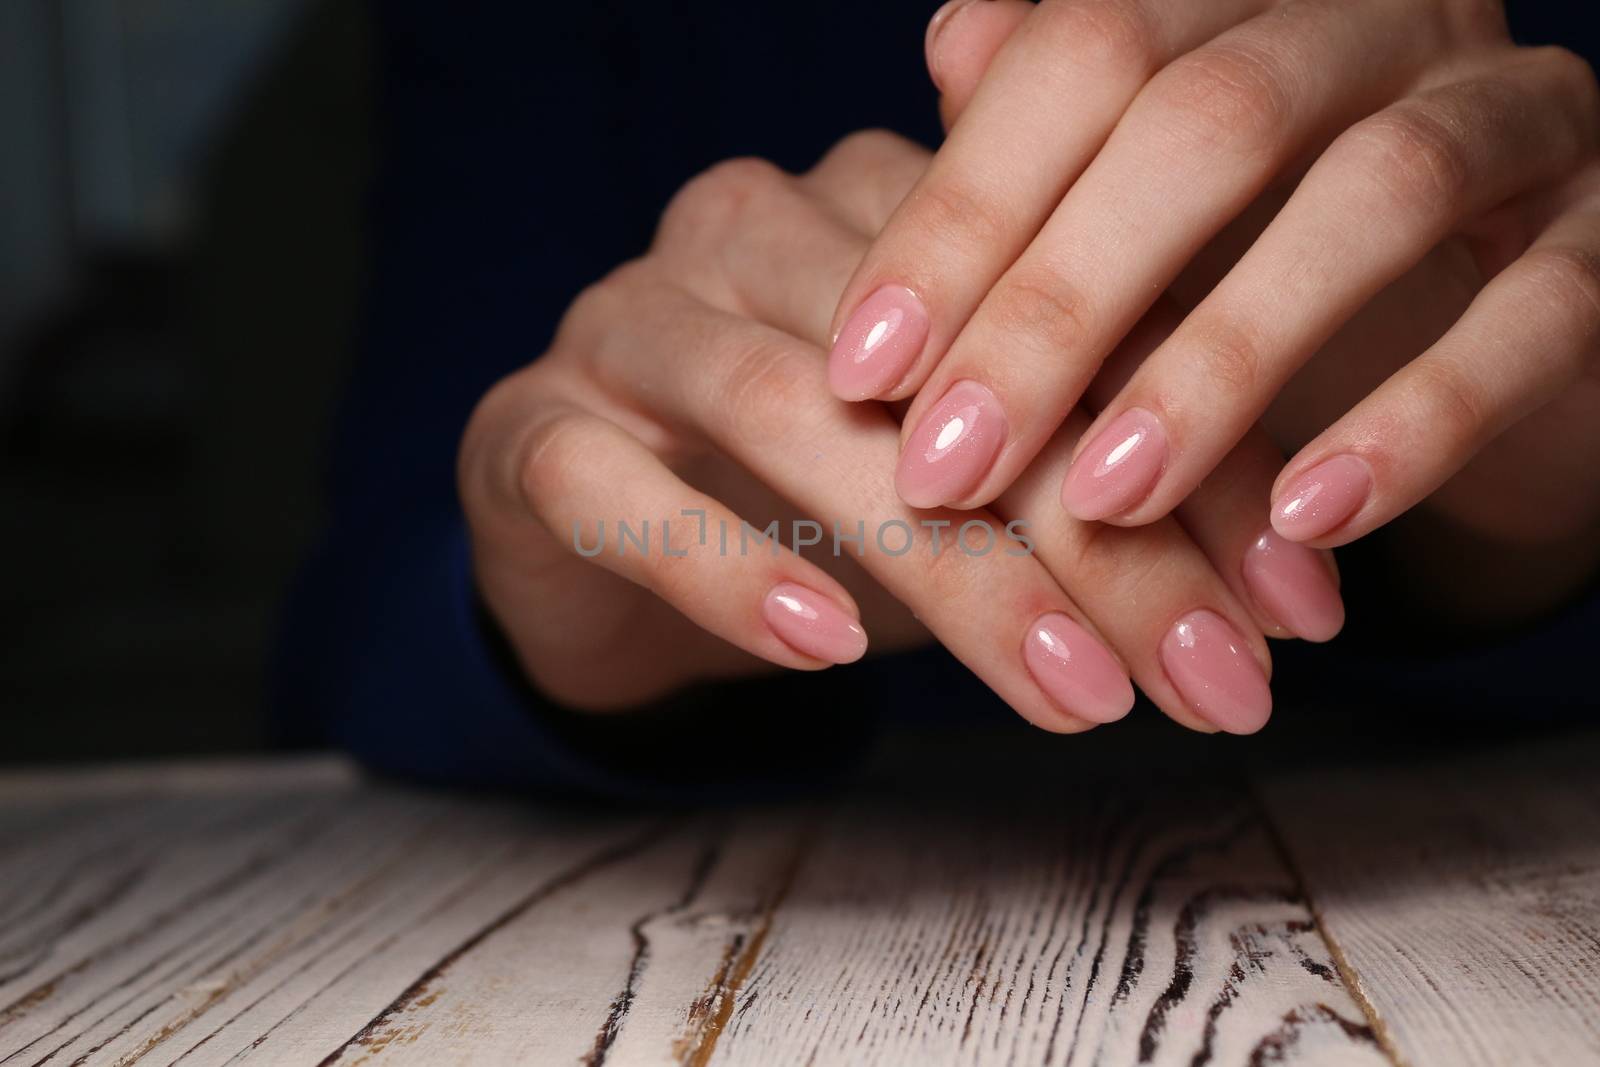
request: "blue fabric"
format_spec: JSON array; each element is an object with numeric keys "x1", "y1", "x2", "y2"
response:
[{"x1": 273, "y1": 0, "x2": 1599, "y2": 796}]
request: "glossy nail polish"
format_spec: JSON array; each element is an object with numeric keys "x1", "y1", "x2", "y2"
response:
[
  {"x1": 829, "y1": 286, "x2": 930, "y2": 401},
  {"x1": 763, "y1": 583, "x2": 868, "y2": 664},
  {"x1": 1272, "y1": 455, "x2": 1372, "y2": 542},
  {"x1": 1060, "y1": 408, "x2": 1168, "y2": 521},
  {"x1": 895, "y1": 380, "x2": 1007, "y2": 508},
  {"x1": 1158, "y1": 610, "x2": 1272, "y2": 734},
  {"x1": 1023, "y1": 613, "x2": 1136, "y2": 723},
  {"x1": 1242, "y1": 530, "x2": 1345, "y2": 643}
]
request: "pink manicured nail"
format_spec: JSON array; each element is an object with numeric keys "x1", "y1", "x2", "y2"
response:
[
  {"x1": 1060, "y1": 408, "x2": 1168, "y2": 521},
  {"x1": 1023, "y1": 613, "x2": 1136, "y2": 724},
  {"x1": 763, "y1": 583, "x2": 868, "y2": 665},
  {"x1": 1272, "y1": 455, "x2": 1372, "y2": 542},
  {"x1": 1158, "y1": 610, "x2": 1272, "y2": 734},
  {"x1": 829, "y1": 286, "x2": 930, "y2": 401},
  {"x1": 1242, "y1": 530, "x2": 1345, "y2": 643},
  {"x1": 895, "y1": 379, "x2": 1007, "y2": 508}
]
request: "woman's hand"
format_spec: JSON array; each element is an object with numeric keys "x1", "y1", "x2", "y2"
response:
[
  {"x1": 830, "y1": 0, "x2": 1600, "y2": 586},
  {"x1": 459, "y1": 132, "x2": 1344, "y2": 735}
]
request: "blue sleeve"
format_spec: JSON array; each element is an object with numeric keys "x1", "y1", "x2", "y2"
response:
[
  {"x1": 270, "y1": 0, "x2": 940, "y2": 796},
  {"x1": 274, "y1": 1, "x2": 1599, "y2": 792},
  {"x1": 274, "y1": 511, "x2": 899, "y2": 799}
]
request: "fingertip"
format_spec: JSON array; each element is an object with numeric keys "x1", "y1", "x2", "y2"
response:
[
  {"x1": 925, "y1": 0, "x2": 979, "y2": 94},
  {"x1": 828, "y1": 285, "x2": 929, "y2": 402},
  {"x1": 763, "y1": 582, "x2": 870, "y2": 665},
  {"x1": 1271, "y1": 454, "x2": 1374, "y2": 543},
  {"x1": 1023, "y1": 611, "x2": 1137, "y2": 725},
  {"x1": 1158, "y1": 609, "x2": 1274, "y2": 735},
  {"x1": 1242, "y1": 530, "x2": 1347, "y2": 644},
  {"x1": 1059, "y1": 408, "x2": 1168, "y2": 523},
  {"x1": 926, "y1": 0, "x2": 1035, "y2": 121}
]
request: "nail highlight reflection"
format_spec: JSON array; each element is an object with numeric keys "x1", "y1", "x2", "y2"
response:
[{"x1": 895, "y1": 380, "x2": 1007, "y2": 508}]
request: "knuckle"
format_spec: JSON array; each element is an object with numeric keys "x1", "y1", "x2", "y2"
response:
[
  {"x1": 712, "y1": 334, "x2": 815, "y2": 448},
  {"x1": 1034, "y1": 0, "x2": 1160, "y2": 80},
  {"x1": 1059, "y1": 518, "x2": 1165, "y2": 596},
  {"x1": 1188, "y1": 315, "x2": 1268, "y2": 398},
  {"x1": 1145, "y1": 44, "x2": 1294, "y2": 158},
  {"x1": 914, "y1": 527, "x2": 983, "y2": 604},
  {"x1": 1522, "y1": 244, "x2": 1600, "y2": 321},
  {"x1": 907, "y1": 177, "x2": 1017, "y2": 258},
  {"x1": 1440, "y1": 0, "x2": 1509, "y2": 43},
  {"x1": 459, "y1": 372, "x2": 523, "y2": 502},
  {"x1": 985, "y1": 266, "x2": 1096, "y2": 358},
  {"x1": 645, "y1": 539, "x2": 702, "y2": 603},
  {"x1": 1407, "y1": 354, "x2": 1488, "y2": 442},
  {"x1": 1342, "y1": 105, "x2": 1473, "y2": 216},
  {"x1": 816, "y1": 128, "x2": 914, "y2": 173},
  {"x1": 1537, "y1": 46, "x2": 1600, "y2": 144},
  {"x1": 552, "y1": 266, "x2": 637, "y2": 350},
  {"x1": 516, "y1": 409, "x2": 607, "y2": 519},
  {"x1": 658, "y1": 156, "x2": 788, "y2": 246}
]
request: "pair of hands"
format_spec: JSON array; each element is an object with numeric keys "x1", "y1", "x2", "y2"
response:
[{"x1": 461, "y1": 0, "x2": 1600, "y2": 736}]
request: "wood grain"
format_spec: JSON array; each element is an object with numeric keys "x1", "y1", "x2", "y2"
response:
[
  {"x1": 1, "y1": 734, "x2": 1596, "y2": 1066},
  {"x1": 704, "y1": 789, "x2": 1383, "y2": 1067},
  {"x1": 1263, "y1": 735, "x2": 1600, "y2": 1067},
  {"x1": 0, "y1": 768, "x2": 655, "y2": 1066}
]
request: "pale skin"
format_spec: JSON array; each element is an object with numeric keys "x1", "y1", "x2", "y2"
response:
[
  {"x1": 461, "y1": 0, "x2": 1600, "y2": 737},
  {"x1": 460, "y1": 128, "x2": 1317, "y2": 736},
  {"x1": 834, "y1": 0, "x2": 1600, "y2": 626}
]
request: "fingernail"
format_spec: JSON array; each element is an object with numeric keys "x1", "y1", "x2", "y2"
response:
[
  {"x1": 1023, "y1": 613, "x2": 1136, "y2": 724},
  {"x1": 895, "y1": 379, "x2": 1007, "y2": 508},
  {"x1": 1158, "y1": 610, "x2": 1272, "y2": 734},
  {"x1": 763, "y1": 582, "x2": 868, "y2": 664},
  {"x1": 925, "y1": 0, "x2": 979, "y2": 92},
  {"x1": 1272, "y1": 454, "x2": 1372, "y2": 542},
  {"x1": 1242, "y1": 530, "x2": 1345, "y2": 643},
  {"x1": 829, "y1": 285, "x2": 930, "y2": 400},
  {"x1": 1060, "y1": 408, "x2": 1168, "y2": 521}
]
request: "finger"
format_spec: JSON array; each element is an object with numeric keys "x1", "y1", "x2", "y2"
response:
[
  {"x1": 600, "y1": 283, "x2": 1133, "y2": 731},
  {"x1": 1271, "y1": 196, "x2": 1600, "y2": 547},
  {"x1": 902, "y1": 0, "x2": 1457, "y2": 511},
  {"x1": 1089, "y1": 299, "x2": 1345, "y2": 642},
  {"x1": 1072, "y1": 46, "x2": 1600, "y2": 526},
  {"x1": 925, "y1": 0, "x2": 1034, "y2": 130},
  {"x1": 493, "y1": 387, "x2": 871, "y2": 675},
  {"x1": 1000, "y1": 410, "x2": 1276, "y2": 734},
  {"x1": 800, "y1": 129, "x2": 931, "y2": 237},
  {"x1": 827, "y1": 0, "x2": 1270, "y2": 403},
  {"x1": 657, "y1": 158, "x2": 868, "y2": 344}
]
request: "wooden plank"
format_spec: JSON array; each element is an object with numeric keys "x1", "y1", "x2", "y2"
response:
[
  {"x1": 321, "y1": 812, "x2": 810, "y2": 1067},
  {"x1": 0, "y1": 757, "x2": 355, "y2": 806},
  {"x1": 1262, "y1": 733, "x2": 1600, "y2": 1067},
  {"x1": 699, "y1": 788, "x2": 1386, "y2": 1067},
  {"x1": 0, "y1": 764, "x2": 656, "y2": 1066},
  {"x1": 17, "y1": 738, "x2": 1592, "y2": 1067}
]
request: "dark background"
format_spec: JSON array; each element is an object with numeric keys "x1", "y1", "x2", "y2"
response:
[
  {"x1": 2, "y1": 0, "x2": 370, "y2": 762},
  {"x1": 2, "y1": 1, "x2": 1590, "y2": 768}
]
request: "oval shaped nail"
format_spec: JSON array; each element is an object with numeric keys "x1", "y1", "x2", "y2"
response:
[
  {"x1": 1242, "y1": 530, "x2": 1345, "y2": 643},
  {"x1": 1158, "y1": 610, "x2": 1272, "y2": 734},
  {"x1": 1061, "y1": 408, "x2": 1168, "y2": 521},
  {"x1": 1023, "y1": 612, "x2": 1136, "y2": 724},
  {"x1": 1273, "y1": 454, "x2": 1372, "y2": 542},
  {"x1": 895, "y1": 379, "x2": 1008, "y2": 508},
  {"x1": 829, "y1": 285, "x2": 930, "y2": 401},
  {"x1": 763, "y1": 583, "x2": 868, "y2": 664}
]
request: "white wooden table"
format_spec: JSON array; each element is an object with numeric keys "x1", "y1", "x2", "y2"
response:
[{"x1": 2, "y1": 730, "x2": 1597, "y2": 1066}]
